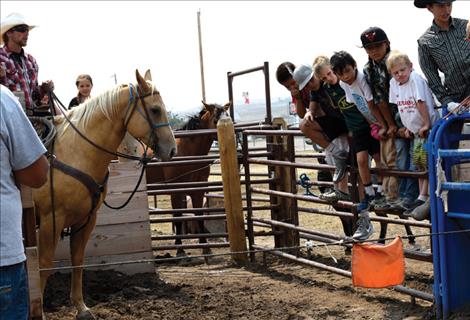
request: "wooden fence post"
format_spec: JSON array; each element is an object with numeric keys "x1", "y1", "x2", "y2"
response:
[
  {"x1": 272, "y1": 118, "x2": 299, "y2": 253},
  {"x1": 217, "y1": 114, "x2": 248, "y2": 264},
  {"x1": 21, "y1": 185, "x2": 43, "y2": 320}
]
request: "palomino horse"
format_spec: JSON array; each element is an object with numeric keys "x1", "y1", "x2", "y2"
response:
[
  {"x1": 34, "y1": 70, "x2": 176, "y2": 320},
  {"x1": 146, "y1": 102, "x2": 230, "y2": 256}
]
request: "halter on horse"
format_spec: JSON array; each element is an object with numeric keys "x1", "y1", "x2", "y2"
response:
[{"x1": 34, "y1": 70, "x2": 176, "y2": 320}]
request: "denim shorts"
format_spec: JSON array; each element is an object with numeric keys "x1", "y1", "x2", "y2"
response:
[{"x1": 0, "y1": 262, "x2": 29, "y2": 320}]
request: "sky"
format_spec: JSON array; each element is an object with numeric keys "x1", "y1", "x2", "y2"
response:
[{"x1": 2, "y1": 1, "x2": 469, "y2": 115}]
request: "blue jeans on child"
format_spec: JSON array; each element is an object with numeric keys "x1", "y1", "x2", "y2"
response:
[
  {"x1": 0, "y1": 262, "x2": 29, "y2": 320},
  {"x1": 395, "y1": 137, "x2": 419, "y2": 202}
]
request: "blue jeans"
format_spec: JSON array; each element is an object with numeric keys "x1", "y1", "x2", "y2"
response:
[
  {"x1": 395, "y1": 137, "x2": 419, "y2": 201},
  {"x1": 0, "y1": 262, "x2": 29, "y2": 320}
]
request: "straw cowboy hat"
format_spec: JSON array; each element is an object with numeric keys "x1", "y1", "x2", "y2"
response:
[
  {"x1": 1, "y1": 12, "x2": 36, "y2": 45},
  {"x1": 414, "y1": 0, "x2": 455, "y2": 8}
]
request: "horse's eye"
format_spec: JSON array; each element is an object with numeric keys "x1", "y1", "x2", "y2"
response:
[{"x1": 151, "y1": 107, "x2": 160, "y2": 116}]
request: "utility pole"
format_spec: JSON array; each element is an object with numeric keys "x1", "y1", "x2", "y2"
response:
[
  {"x1": 111, "y1": 73, "x2": 117, "y2": 85},
  {"x1": 197, "y1": 9, "x2": 206, "y2": 102}
]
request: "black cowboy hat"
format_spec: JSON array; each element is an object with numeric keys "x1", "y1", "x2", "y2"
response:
[{"x1": 414, "y1": 0, "x2": 455, "y2": 9}]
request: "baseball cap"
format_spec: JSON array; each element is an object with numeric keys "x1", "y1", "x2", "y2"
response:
[
  {"x1": 360, "y1": 27, "x2": 389, "y2": 48},
  {"x1": 292, "y1": 64, "x2": 313, "y2": 91}
]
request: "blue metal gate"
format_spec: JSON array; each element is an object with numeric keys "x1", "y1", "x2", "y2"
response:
[{"x1": 428, "y1": 113, "x2": 470, "y2": 319}]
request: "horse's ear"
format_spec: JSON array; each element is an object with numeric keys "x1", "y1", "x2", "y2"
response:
[
  {"x1": 136, "y1": 69, "x2": 150, "y2": 92},
  {"x1": 223, "y1": 101, "x2": 232, "y2": 111},
  {"x1": 202, "y1": 100, "x2": 214, "y2": 112},
  {"x1": 144, "y1": 70, "x2": 152, "y2": 81}
]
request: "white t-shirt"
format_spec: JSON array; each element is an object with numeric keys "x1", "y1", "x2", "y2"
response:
[
  {"x1": 389, "y1": 70, "x2": 440, "y2": 134},
  {"x1": 340, "y1": 70, "x2": 377, "y2": 124},
  {"x1": 0, "y1": 85, "x2": 46, "y2": 266}
]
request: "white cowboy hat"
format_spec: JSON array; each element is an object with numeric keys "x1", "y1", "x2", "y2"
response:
[{"x1": 1, "y1": 12, "x2": 36, "y2": 45}]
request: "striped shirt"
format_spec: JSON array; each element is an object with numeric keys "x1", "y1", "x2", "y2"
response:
[
  {"x1": 0, "y1": 46, "x2": 40, "y2": 110},
  {"x1": 417, "y1": 17, "x2": 470, "y2": 105}
]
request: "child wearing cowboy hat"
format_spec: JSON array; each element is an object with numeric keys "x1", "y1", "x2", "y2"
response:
[{"x1": 0, "y1": 12, "x2": 55, "y2": 114}]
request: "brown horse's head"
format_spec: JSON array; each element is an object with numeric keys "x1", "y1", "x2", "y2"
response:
[
  {"x1": 200, "y1": 101, "x2": 231, "y2": 129},
  {"x1": 125, "y1": 70, "x2": 176, "y2": 161}
]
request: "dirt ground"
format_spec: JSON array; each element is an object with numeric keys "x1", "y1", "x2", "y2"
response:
[{"x1": 42, "y1": 153, "x2": 469, "y2": 320}]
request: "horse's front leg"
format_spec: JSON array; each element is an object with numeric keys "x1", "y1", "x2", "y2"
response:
[
  {"x1": 171, "y1": 194, "x2": 187, "y2": 257},
  {"x1": 191, "y1": 192, "x2": 211, "y2": 256},
  {"x1": 374, "y1": 211, "x2": 388, "y2": 244},
  {"x1": 38, "y1": 212, "x2": 64, "y2": 299},
  {"x1": 69, "y1": 213, "x2": 98, "y2": 320}
]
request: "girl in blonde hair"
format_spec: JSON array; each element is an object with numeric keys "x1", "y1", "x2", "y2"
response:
[{"x1": 68, "y1": 74, "x2": 93, "y2": 109}]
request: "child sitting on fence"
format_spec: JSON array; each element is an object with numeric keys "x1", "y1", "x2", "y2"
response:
[
  {"x1": 330, "y1": 51, "x2": 387, "y2": 240},
  {"x1": 386, "y1": 50, "x2": 440, "y2": 220}
]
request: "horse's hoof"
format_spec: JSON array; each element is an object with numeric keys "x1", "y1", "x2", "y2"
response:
[
  {"x1": 76, "y1": 310, "x2": 96, "y2": 320},
  {"x1": 202, "y1": 247, "x2": 213, "y2": 256},
  {"x1": 176, "y1": 250, "x2": 187, "y2": 258}
]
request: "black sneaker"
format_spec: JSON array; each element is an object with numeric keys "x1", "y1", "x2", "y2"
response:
[
  {"x1": 411, "y1": 198, "x2": 430, "y2": 221},
  {"x1": 403, "y1": 199, "x2": 425, "y2": 216}
]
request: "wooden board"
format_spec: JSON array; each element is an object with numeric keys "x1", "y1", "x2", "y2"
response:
[
  {"x1": 106, "y1": 161, "x2": 147, "y2": 193},
  {"x1": 97, "y1": 191, "x2": 149, "y2": 225},
  {"x1": 25, "y1": 247, "x2": 42, "y2": 319},
  {"x1": 54, "y1": 221, "x2": 152, "y2": 260}
]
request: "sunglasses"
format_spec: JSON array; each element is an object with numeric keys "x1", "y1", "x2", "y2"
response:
[{"x1": 10, "y1": 25, "x2": 29, "y2": 33}]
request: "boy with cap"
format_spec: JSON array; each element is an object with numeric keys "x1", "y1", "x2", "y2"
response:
[
  {"x1": 293, "y1": 64, "x2": 351, "y2": 189},
  {"x1": 0, "y1": 12, "x2": 54, "y2": 114},
  {"x1": 415, "y1": 0, "x2": 470, "y2": 112},
  {"x1": 276, "y1": 62, "x2": 334, "y2": 195},
  {"x1": 360, "y1": 26, "x2": 419, "y2": 212}
]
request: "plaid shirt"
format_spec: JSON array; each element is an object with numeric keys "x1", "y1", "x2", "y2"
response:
[
  {"x1": 418, "y1": 17, "x2": 470, "y2": 105},
  {"x1": 363, "y1": 52, "x2": 392, "y2": 105},
  {"x1": 363, "y1": 52, "x2": 398, "y2": 117},
  {"x1": 0, "y1": 46, "x2": 40, "y2": 110}
]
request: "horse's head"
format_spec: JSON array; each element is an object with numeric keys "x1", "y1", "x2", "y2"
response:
[
  {"x1": 200, "y1": 101, "x2": 231, "y2": 129},
  {"x1": 125, "y1": 70, "x2": 176, "y2": 161}
]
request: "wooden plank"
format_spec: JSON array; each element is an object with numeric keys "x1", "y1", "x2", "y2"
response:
[
  {"x1": 54, "y1": 221, "x2": 152, "y2": 260},
  {"x1": 20, "y1": 185, "x2": 34, "y2": 209},
  {"x1": 106, "y1": 161, "x2": 147, "y2": 193},
  {"x1": 22, "y1": 208, "x2": 37, "y2": 247},
  {"x1": 97, "y1": 191, "x2": 149, "y2": 225},
  {"x1": 25, "y1": 247, "x2": 42, "y2": 319},
  {"x1": 53, "y1": 251, "x2": 154, "y2": 275}
]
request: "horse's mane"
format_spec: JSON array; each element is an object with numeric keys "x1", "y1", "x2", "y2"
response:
[
  {"x1": 178, "y1": 108, "x2": 207, "y2": 131},
  {"x1": 56, "y1": 84, "x2": 129, "y2": 136}
]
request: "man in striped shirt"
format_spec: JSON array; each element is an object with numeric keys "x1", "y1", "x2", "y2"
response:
[{"x1": 415, "y1": 0, "x2": 470, "y2": 112}]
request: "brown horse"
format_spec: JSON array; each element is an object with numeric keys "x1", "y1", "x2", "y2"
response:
[
  {"x1": 146, "y1": 102, "x2": 229, "y2": 256},
  {"x1": 34, "y1": 70, "x2": 176, "y2": 320}
]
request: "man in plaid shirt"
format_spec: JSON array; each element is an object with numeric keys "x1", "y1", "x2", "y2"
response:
[{"x1": 0, "y1": 13, "x2": 53, "y2": 114}]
